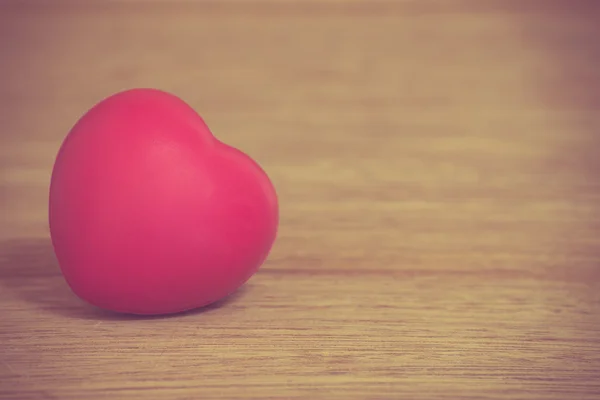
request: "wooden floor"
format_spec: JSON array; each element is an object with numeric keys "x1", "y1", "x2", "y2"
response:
[{"x1": 1, "y1": 1, "x2": 600, "y2": 399}]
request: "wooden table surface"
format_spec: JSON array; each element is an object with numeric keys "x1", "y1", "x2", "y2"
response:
[{"x1": 1, "y1": 1, "x2": 600, "y2": 399}]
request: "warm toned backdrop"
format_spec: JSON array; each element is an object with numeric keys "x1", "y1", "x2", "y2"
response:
[{"x1": 1, "y1": 1, "x2": 600, "y2": 399}]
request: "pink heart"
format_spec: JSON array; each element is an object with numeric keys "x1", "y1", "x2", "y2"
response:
[{"x1": 49, "y1": 88, "x2": 279, "y2": 315}]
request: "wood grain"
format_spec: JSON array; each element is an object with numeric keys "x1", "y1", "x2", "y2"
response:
[{"x1": 1, "y1": 1, "x2": 600, "y2": 399}]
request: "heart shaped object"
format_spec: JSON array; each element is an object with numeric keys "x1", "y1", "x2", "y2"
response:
[{"x1": 48, "y1": 88, "x2": 278, "y2": 315}]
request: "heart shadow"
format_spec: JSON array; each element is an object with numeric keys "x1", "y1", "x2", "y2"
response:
[{"x1": 0, "y1": 237, "x2": 247, "y2": 321}]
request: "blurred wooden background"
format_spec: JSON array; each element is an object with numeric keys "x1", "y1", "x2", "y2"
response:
[{"x1": 1, "y1": 1, "x2": 600, "y2": 399}]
